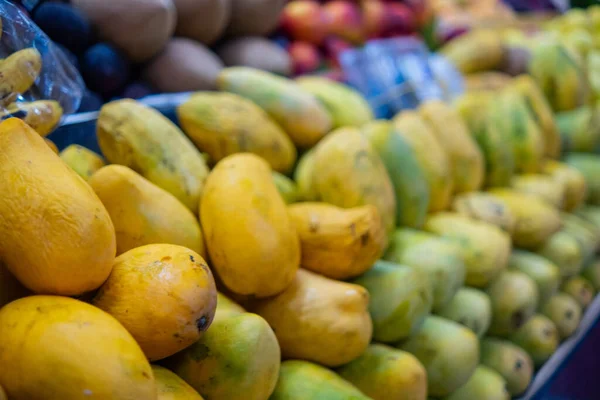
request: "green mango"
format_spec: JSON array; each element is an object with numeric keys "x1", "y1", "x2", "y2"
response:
[
  {"x1": 436, "y1": 287, "x2": 491, "y2": 338},
  {"x1": 541, "y1": 293, "x2": 582, "y2": 339},
  {"x1": 564, "y1": 152, "x2": 600, "y2": 205},
  {"x1": 441, "y1": 366, "x2": 510, "y2": 400},
  {"x1": 575, "y1": 206, "x2": 600, "y2": 234},
  {"x1": 272, "y1": 171, "x2": 298, "y2": 204},
  {"x1": 510, "y1": 314, "x2": 559, "y2": 368},
  {"x1": 293, "y1": 150, "x2": 319, "y2": 202},
  {"x1": 480, "y1": 338, "x2": 534, "y2": 396},
  {"x1": 399, "y1": 316, "x2": 479, "y2": 397},
  {"x1": 537, "y1": 230, "x2": 584, "y2": 278},
  {"x1": 556, "y1": 105, "x2": 600, "y2": 153},
  {"x1": 508, "y1": 250, "x2": 561, "y2": 303},
  {"x1": 581, "y1": 258, "x2": 600, "y2": 290},
  {"x1": 561, "y1": 212, "x2": 600, "y2": 266},
  {"x1": 561, "y1": 276, "x2": 596, "y2": 309}
]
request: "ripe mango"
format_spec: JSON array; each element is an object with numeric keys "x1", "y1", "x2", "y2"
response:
[
  {"x1": 442, "y1": 366, "x2": 510, "y2": 400},
  {"x1": 60, "y1": 144, "x2": 106, "y2": 181},
  {"x1": 436, "y1": 287, "x2": 492, "y2": 338},
  {"x1": 511, "y1": 174, "x2": 566, "y2": 209},
  {"x1": 541, "y1": 293, "x2": 582, "y2": 339},
  {"x1": 509, "y1": 250, "x2": 561, "y2": 304},
  {"x1": 253, "y1": 269, "x2": 372, "y2": 367},
  {"x1": 152, "y1": 365, "x2": 204, "y2": 400},
  {"x1": 165, "y1": 312, "x2": 280, "y2": 400},
  {"x1": 0, "y1": 295, "x2": 156, "y2": 399},
  {"x1": 510, "y1": 314, "x2": 559, "y2": 368},
  {"x1": 452, "y1": 192, "x2": 516, "y2": 234},
  {"x1": 480, "y1": 338, "x2": 534, "y2": 396},
  {"x1": 272, "y1": 171, "x2": 298, "y2": 204},
  {"x1": 537, "y1": 230, "x2": 584, "y2": 278},
  {"x1": 45, "y1": 138, "x2": 59, "y2": 153},
  {"x1": 0, "y1": 48, "x2": 42, "y2": 105},
  {"x1": 352, "y1": 260, "x2": 432, "y2": 343},
  {"x1": 0, "y1": 118, "x2": 116, "y2": 295},
  {"x1": 561, "y1": 276, "x2": 595, "y2": 309},
  {"x1": 542, "y1": 160, "x2": 587, "y2": 211},
  {"x1": 337, "y1": 344, "x2": 427, "y2": 400},
  {"x1": 200, "y1": 153, "x2": 300, "y2": 297},
  {"x1": 2, "y1": 100, "x2": 63, "y2": 137}
]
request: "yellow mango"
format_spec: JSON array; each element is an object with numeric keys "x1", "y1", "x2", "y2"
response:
[
  {"x1": 542, "y1": 160, "x2": 587, "y2": 211},
  {"x1": 44, "y1": 138, "x2": 58, "y2": 154},
  {"x1": 440, "y1": 30, "x2": 505, "y2": 74},
  {"x1": 464, "y1": 72, "x2": 513, "y2": 92},
  {"x1": 0, "y1": 295, "x2": 156, "y2": 399},
  {"x1": 337, "y1": 344, "x2": 427, "y2": 400},
  {"x1": 0, "y1": 118, "x2": 116, "y2": 295},
  {"x1": 152, "y1": 365, "x2": 204, "y2": 400},
  {"x1": 0, "y1": 48, "x2": 42, "y2": 105},
  {"x1": 59, "y1": 144, "x2": 106, "y2": 181},
  {"x1": 1, "y1": 100, "x2": 63, "y2": 136},
  {"x1": 97, "y1": 99, "x2": 209, "y2": 212},
  {"x1": 511, "y1": 174, "x2": 566, "y2": 209},
  {"x1": 252, "y1": 269, "x2": 372, "y2": 367},
  {"x1": 452, "y1": 192, "x2": 516, "y2": 234},
  {"x1": 89, "y1": 165, "x2": 206, "y2": 257},
  {"x1": 165, "y1": 312, "x2": 280, "y2": 400},
  {"x1": 177, "y1": 92, "x2": 297, "y2": 173},
  {"x1": 200, "y1": 153, "x2": 300, "y2": 297},
  {"x1": 288, "y1": 202, "x2": 386, "y2": 280}
]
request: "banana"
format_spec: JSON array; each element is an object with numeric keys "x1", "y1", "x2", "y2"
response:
[
  {"x1": 0, "y1": 100, "x2": 63, "y2": 136},
  {"x1": 0, "y1": 48, "x2": 42, "y2": 105}
]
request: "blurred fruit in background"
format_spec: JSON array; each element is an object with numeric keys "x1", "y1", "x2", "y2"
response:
[
  {"x1": 323, "y1": 0, "x2": 365, "y2": 44},
  {"x1": 32, "y1": 2, "x2": 93, "y2": 54},
  {"x1": 362, "y1": 0, "x2": 387, "y2": 39},
  {"x1": 281, "y1": 0, "x2": 330, "y2": 45},
  {"x1": 323, "y1": 36, "x2": 353, "y2": 68},
  {"x1": 80, "y1": 43, "x2": 130, "y2": 96},
  {"x1": 289, "y1": 41, "x2": 322, "y2": 75}
]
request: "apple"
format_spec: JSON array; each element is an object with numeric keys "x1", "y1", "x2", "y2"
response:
[
  {"x1": 362, "y1": 0, "x2": 386, "y2": 39},
  {"x1": 288, "y1": 41, "x2": 322, "y2": 75},
  {"x1": 280, "y1": 1, "x2": 329, "y2": 45},
  {"x1": 323, "y1": 0, "x2": 364, "y2": 44},
  {"x1": 383, "y1": 2, "x2": 416, "y2": 36}
]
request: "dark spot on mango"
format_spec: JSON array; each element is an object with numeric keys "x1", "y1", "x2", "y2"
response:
[
  {"x1": 566, "y1": 309, "x2": 574, "y2": 320},
  {"x1": 515, "y1": 358, "x2": 524, "y2": 371},
  {"x1": 309, "y1": 219, "x2": 319, "y2": 233},
  {"x1": 190, "y1": 343, "x2": 210, "y2": 362},
  {"x1": 512, "y1": 310, "x2": 526, "y2": 329},
  {"x1": 189, "y1": 255, "x2": 195, "y2": 263},
  {"x1": 542, "y1": 327, "x2": 554, "y2": 338},
  {"x1": 196, "y1": 316, "x2": 209, "y2": 331},
  {"x1": 360, "y1": 233, "x2": 369, "y2": 246},
  {"x1": 162, "y1": 256, "x2": 172, "y2": 262},
  {"x1": 349, "y1": 223, "x2": 356, "y2": 237},
  {"x1": 142, "y1": 371, "x2": 150, "y2": 379}
]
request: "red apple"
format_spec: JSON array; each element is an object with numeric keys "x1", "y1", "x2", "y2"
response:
[
  {"x1": 323, "y1": 1, "x2": 365, "y2": 44},
  {"x1": 288, "y1": 41, "x2": 322, "y2": 75},
  {"x1": 383, "y1": 3, "x2": 416, "y2": 36},
  {"x1": 280, "y1": 1, "x2": 329, "y2": 45},
  {"x1": 362, "y1": 0, "x2": 386, "y2": 38},
  {"x1": 323, "y1": 36, "x2": 353, "y2": 68}
]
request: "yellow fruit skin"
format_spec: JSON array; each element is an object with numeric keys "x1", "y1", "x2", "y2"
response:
[
  {"x1": 337, "y1": 344, "x2": 428, "y2": 400},
  {"x1": 452, "y1": 192, "x2": 516, "y2": 234},
  {"x1": 97, "y1": 99, "x2": 209, "y2": 212},
  {"x1": 288, "y1": 202, "x2": 386, "y2": 280},
  {"x1": 2, "y1": 100, "x2": 63, "y2": 136},
  {"x1": 542, "y1": 160, "x2": 587, "y2": 211},
  {"x1": 152, "y1": 365, "x2": 204, "y2": 400},
  {"x1": 0, "y1": 48, "x2": 42, "y2": 104},
  {"x1": 92, "y1": 244, "x2": 217, "y2": 361},
  {"x1": 394, "y1": 111, "x2": 453, "y2": 212},
  {"x1": 464, "y1": 72, "x2": 513, "y2": 92},
  {"x1": 89, "y1": 165, "x2": 206, "y2": 257},
  {"x1": 0, "y1": 295, "x2": 156, "y2": 400},
  {"x1": 217, "y1": 67, "x2": 332, "y2": 148},
  {"x1": 441, "y1": 30, "x2": 505, "y2": 74},
  {"x1": 177, "y1": 92, "x2": 297, "y2": 173},
  {"x1": 200, "y1": 153, "x2": 300, "y2": 297},
  {"x1": 44, "y1": 138, "x2": 59, "y2": 154},
  {"x1": 511, "y1": 174, "x2": 566, "y2": 209},
  {"x1": 420, "y1": 100, "x2": 484, "y2": 194},
  {"x1": 0, "y1": 118, "x2": 116, "y2": 295},
  {"x1": 59, "y1": 144, "x2": 106, "y2": 181},
  {"x1": 165, "y1": 313, "x2": 281, "y2": 400},
  {"x1": 252, "y1": 269, "x2": 372, "y2": 367}
]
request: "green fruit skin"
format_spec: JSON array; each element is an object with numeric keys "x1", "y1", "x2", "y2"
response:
[
  {"x1": 293, "y1": 150, "x2": 319, "y2": 202},
  {"x1": 272, "y1": 171, "x2": 298, "y2": 204},
  {"x1": 537, "y1": 230, "x2": 584, "y2": 278},
  {"x1": 436, "y1": 287, "x2": 492, "y2": 338},
  {"x1": 575, "y1": 206, "x2": 600, "y2": 235},
  {"x1": 270, "y1": 360, "x2": 370, "y2": 400},
  {"x1": 541, "y1": 293, "x2": 582, "y2": 340},
  {"x1": 441, "y1": 365, "x2": 510, "y2": 400},
  {"x1": 561, "y1": 212, "x2": 600, "y2": 266},
  {"x1": 556, "y1": 106, "x2": 600, "y2": 153},
  {"x1": 508, "y1": 250, "x2": 561, "y2": 304},
  {"x1": 565, "y1": 152, "x2": 600, "y2": 205},
  {"x1": 510, "y1": 314, "x2": 559, "y2": 368},
  {"x1": 561, "y1": 276, "x2": 596, "y2": 309},
  {"x1": 352, "y1": 260, "x2": 433, "y2": 343},
  {"x1": 480, "y1": 338, "x2": 534, "y2": 396},
  {"x1": 581, "y1": 258, "x2": 600, "y2": 291},
  {"x1": 399, "y1": 315, "x2": 480, "y2": 398}
]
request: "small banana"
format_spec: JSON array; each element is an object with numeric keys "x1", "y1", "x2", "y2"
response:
[
  {"x1": 0, "y1": 48, "x2": 42, "y2": 105},
  {"x1": 0, "y1": 100, "x2": 62, "y2": 136}
]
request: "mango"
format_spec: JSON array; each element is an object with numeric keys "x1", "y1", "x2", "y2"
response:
[
  {"x1": 441, "y1": 366, "x2": 510, "y2": 400},
  {"x1": 480, "y1": 338, "x2": 534, "y2": 396},
  {"x1": 214, "y1": 292, "x2": 245, "y2": 322},
  {"x1": 562, "y1": 212, "x2": 600, "y2": 266},
  {"x1": 165, "y1": 312, "x2": 280, "y2": 400},
  {"x1": 542, "y1": 160, "x2": 587, "y2": 211},
  {"x1": 217, "y1": 67, "x2": 331, "y2": 148},
  {"x1": 352, "y1": 260, "x2": 432, "y2": 343},
  {"x1": 0, "y1": 118, "x2": 116, "y2": 295},
  {"x1": 177, "y1": 92, "x2": 297, "y2": 173},
  {"x1": 293, "y1": 150, "x2": 319, "y2": 201},
  {"x1": 561, "y1": 276, "x2": 595, "y2": 309},
  {"x1": 272, "y1": 171, "x2": 298, "y2": 204},
  {"x1": 510, "y1": 314, "x2": 559, "y2": 368},
  {"x1": 90, "y1": 165, "x2": 206, "y2": 257},
  {"x1": 0, "y1": 295, "x2": 156, "y2": 399},
  {"x1": 440, "y1": 30, "x2": 504, "y2": 74},
  {"x1": 200, "y1": 153, "x2": 300, "y2": 297},
  {"x1": 581, "y1": 258, "x2": 600, "y2": 291},
  {"x1": 337, "y1": 344, "x2": 427, "y2": 400},
  {"x1": 452, "y1": 192, "x2": 516, "y2": 233},
  {"x1": 541, "y1": 293, "x2": 582, "y2": 339},
  {"x1": 537, "y1": 230, "x2": 584, "y2": 278},
  {"x1": 270, "y1": 360, "x2": 370, "y2": 400},
  {"x1": 424, "y1": 212, "x2": 511, "y2": 288},
  {"x1": 2, "y1": 100, "x2": 63, "y2": 137},
  {"x1": 253, "y1": 269, "x2": 372, "y2": 367},
  {"x1": 464, "y1": 72, "x2": 512, "y2": 92},
  {"x1": 486, "y1": 270, "x2": 539, "y2": 337},
  {"x1": 511, "y1": 174, "x2": 566, "y2": 209},
  {"x1": 399, "y1": 316, "x2": 479, "y2": 397},
  {"x1": 575, "y1": 206, "x2": 600, "y2": 237},
  {"x1": 152, "y1": 365, "x2": 204, "y2": 400},
  {"x1": 0, "y1": 48, "x2": 42, "y2": 105},
  {"x1": 59, "y1": 144, "x2": 106, "y2": 181},
  {"x1": 288, "y1": 202, "x2": 385, "y2": 280},
  {"x1": 556, "y1": 105, "x2": 600, "y2": 153},
  {"x1": 564, "y1": 152, "x2": 600, "y2": 205},
  {"x1": 509, "y1": 250, "x2": 561, "y2": 303},
  {"x1": 436, "y1": 287, "x2": 492, "y2": 338}
]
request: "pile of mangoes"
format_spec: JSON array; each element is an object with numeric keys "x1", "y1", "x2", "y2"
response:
[{"x1": 1, "y1": 44, "x2": 600, "y2": 399}]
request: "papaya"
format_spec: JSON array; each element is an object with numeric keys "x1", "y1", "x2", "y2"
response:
[
  {"x1": 352, "y1": 260, "x2": 432, "y2": 343},
  {"x1": 561, "y1": 212, "x2": 600, "y2": 266},
  {"x1": 200, "y1": 153, "x2": 300, "y2": 298},
  {"x1": 337, "y1": 344, "x2": 427, "y2": 400},
  {"x1": 393, "y1": 111, "x2": 453, "y2": 212},
  {"x1": 97, "y1": 99, "x2": 209, "y2": 212},
  {"x1": 59, "y1": 144, "x2": 106, "y2": 181},
  {"x1": 152, "y1": 365, "x2": 204, "y2": 400},
  {"x1": 542, "y1": 160, "x2": 587, "y2": 211},
  {"x1": 215, "y1": 292, "x2": 245, "y2": 322},
  {"x1": 541, "y1": 293, "x2": 582, "y2": 339},
  {"x1": 486, "y1": 270, "x2": 539, "y2": 337},
  {"x1": 436, "y1": 287, "x2": 492, "y2": 338},
  {"x1": 442, "y1": 366, "x2": 510, "y2": 400},
  {"x1": 0, "y1": 262, "x2": 29, "y2": 309},
  {"x1": 165, "y1": 312, "x2": 280, "y2": 400},
  {"x1": 288, "y1": 203, "x2": 386, "y2": 280},
  {"x1": 311, "y1": 127, "x2": 396, "y2": 235},
  {"x1": 511, "y1": 174, "x2": 566, "y2": 209},
  {"x1": 272, "y1": 171, "x2": 298, "y2": 204},
  {"x1": 92, "y1": 244, "x2": 217, "y2": 361},
  {"x1": 508, "y1": 250, "x2": 561, "y2": 304},
  {"x1": 0, "y1": 100, "x2": 63, "y2": 137},
  {"x1": 362, "y1": 120, "x2": 430, "y2": 228},
  {"x1": 537, "y1": 230, "x2": 584, "y2": 278},
  {"x1": 296, "y1": 76, "x2": 374, "y2": 129},
  {"x1": 424, "y1": 212, "x2": 511, "y2": 288},
  {"x1": 217, "y1": 67, "x2": 331, "y2": 148},
  {"x1": 90, "y1": 165, "x2": 206, "y2": 257},
  {"x1": 293, "y1": 150, "x2": 319, "y2": 201},
  {"x1": 419, "y1": 100, "x2": 484, "y2": 194},
  {"x1": 0, "y1": 295, "x2": 156, "y2": 399},
  {"x1": 464, "y1": 72, "x2": 513, "y2": 92},
  {"x1": 564, "y1": 152, "x2": 600, "y2": 205},
  {"x1": 399, "y1": 316, "x2": 479, "y2": 397},
  {"x1": 510, "y1": 314, "x2": 559, "y2": 368},
  {"x1": 440, "y1": 30, "x2": 505, "y2": 74},
  {"x1": 480, "y1": 338, "x2": 534, "y2": 396},
  {"x1": 0, "y1": 118, "x2": 116, "y2": 295},
  {"x1": 561, "y1": 276, "x2": 595, "y2": 309},
  {"x1": 270, "y1": 360, "x2": 370, "y2": 400},
  {"x1": 452, "y1": 192, "x2": 516, "y2": 233},
  {"x1": 177, "y1": 92, "x2": 297, "y2": 173},
  {"x1": 582, "y1": 258, "x2": 600, "y2": 291},
  {"x1": 488, "y1": 189, "x2": 562, "y2": 249},
  {"x1": 556, "y1": 105, "x2": 600, "y2": 153},
  {"x1": 253, "y1": 269, "x2": 372, "y2": 367}
]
